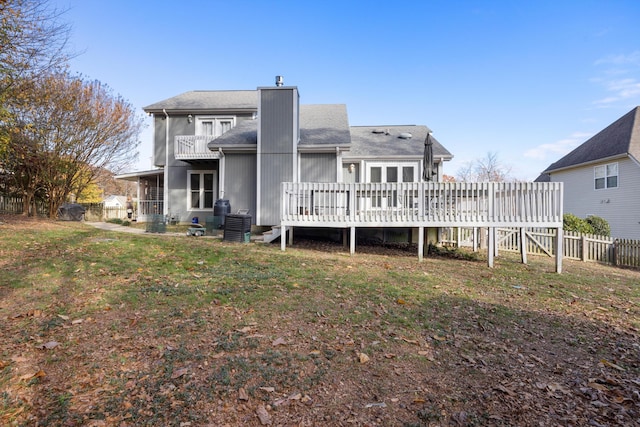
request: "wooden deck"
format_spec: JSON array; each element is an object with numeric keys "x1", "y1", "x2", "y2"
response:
[{"x1": 280, "y1": 182, "x2": 564, "y2": 272}]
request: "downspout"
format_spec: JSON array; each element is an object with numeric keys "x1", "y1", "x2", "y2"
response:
[
  {"x1": 336, "y1": 147, "x2": 343, "y2": 182},
  {"x1": 218, "y1": 148, "x2": 225, "y2": 199},
  {"x1": 163, "y1": 109, "x2": 169, "y2": 218}
]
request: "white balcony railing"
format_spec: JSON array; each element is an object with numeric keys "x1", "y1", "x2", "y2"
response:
[
  {"x1": 281, "y1": 181, "x2": 563, "y2": 228},
  {"x1": 175, "y1": 135, "x2": 221, "y2": 160}
]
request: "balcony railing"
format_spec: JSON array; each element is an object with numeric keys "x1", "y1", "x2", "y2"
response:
[
  {"x1": 175, "y1": 135, "x2": 221, "y2": 160},
  {"x1": 281, "y1": 181, "x2": 563, "y2": 228}
]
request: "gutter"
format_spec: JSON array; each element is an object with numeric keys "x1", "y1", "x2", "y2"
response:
[{"x1": 163, "y1": 109, "x2": 169, "y2": 218}]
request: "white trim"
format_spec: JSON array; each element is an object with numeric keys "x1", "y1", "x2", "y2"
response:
[
  {"x1": 256, "y1": 91, "x2": 263, "y2": 225},
  {"x1": 187, "y1": 170, "x2": 217, "y2": 211},
  {"x1": 195, "y1": 115, "x2": 236, "y2": 137},
  {"x1": 594, "y1": 161, "x2": 618, "y2": 190},
  {"x1": 163, "y1": 110, "x2": 169, "y2": 217},
  {"x1": 364, "y1": 161, "x2": 420, "y2": 183}
]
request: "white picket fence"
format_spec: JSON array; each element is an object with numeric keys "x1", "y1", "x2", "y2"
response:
[{"x1": 440, "y1": 227, "x2": 639, "y2": 268}]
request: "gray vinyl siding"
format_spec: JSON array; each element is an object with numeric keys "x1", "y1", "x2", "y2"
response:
[
  {"x1": 300, "y1": 153, "x2": 336, "y2": 182},
  {"x1": 153, "y1": 117, "x2": 166, "y2": 166},
  {"x1": 166, "y1": 162, "x2": 218, "y2": 224},
  {"x1": 258, "y1": 88, "x2": 298, "y2": 226},
  {"x1": 224, "y1": 154, "x2": 256, "y2": 224},
  {"x1": 260, "y1": 90, "x2": 296, "y2": 154},
  {"x1": 260, "y1": 154, "x2": 292, "y2": 225},
  {"x1": 551, "y1": 157, "x2": 640, "y2": 239}
]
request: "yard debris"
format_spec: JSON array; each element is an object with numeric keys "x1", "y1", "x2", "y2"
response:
[
  {"x1": 271, "y1": 337, "x2": 286, "y2": 346},
  {"x1": 255, "y1": 405, "x2": 271, "y2": 425},
  {"x1": 39, "y1": 341, "x2": 60, "y2": 350},
  {"x1": 365, "y1": 402, "x2": 387, "y2": 408},
  {"x1": 238, "y1": 387, "x2": 249, "y2": 401}
]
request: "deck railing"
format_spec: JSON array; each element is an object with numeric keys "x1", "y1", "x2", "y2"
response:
[
  {"x1": 175, "y1": 135, "x2": 221, "y2": 160},
  {"x1": 281, "y1": 182, "x2": 563, "y2": 228}
]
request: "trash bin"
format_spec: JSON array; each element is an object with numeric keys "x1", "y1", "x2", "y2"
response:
[{"x1": 214, "y1": 199, "x2": 230, "y2": 229}]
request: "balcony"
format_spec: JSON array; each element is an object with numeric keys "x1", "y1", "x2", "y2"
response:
[{"x1": 175, "y1": 135, "x2": 221, "y2": 160}]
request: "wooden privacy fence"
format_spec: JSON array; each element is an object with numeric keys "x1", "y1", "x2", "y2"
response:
[
  {"x1": 615, "y1": 239, "x2": 640, "y2": 268},
  {"x1": 442, "y1": 226, "x2": 640, "y2": 268},
  {"x1": 0, "y1": 195, "x2": 47, "y2": 216}
]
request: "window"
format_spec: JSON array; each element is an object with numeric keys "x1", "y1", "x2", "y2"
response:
[
  {"x1": 366, "y1": 163, "x2": 418, "y2": 183},
  {"x1": 365, "y1": 163, "x2": 419, "y2": 208},
  {"x1": 594, "y1": 163, "x2": 618, "y2": 189},
  {"x1": 188, "y1": 171, "x2": 216, "y2": 210},
  {"x1": 196, "y1": 116, "x2": 235, "y2": 138}
]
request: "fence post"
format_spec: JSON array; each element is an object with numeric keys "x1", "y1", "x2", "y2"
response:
[{"x1": 581, "y1": 234, "x2": 587, "y2": 262}]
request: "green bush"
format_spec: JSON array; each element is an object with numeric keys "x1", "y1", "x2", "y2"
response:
[
  {"x1": 563, "y1": 213, "x2": 593, "y2": 234},
  {"x1": 121, "y1": 220, "x2": 131, "y2": 226},
  {"x1": 586, "y1": 215, "x2": 610, "y2": 236},
  {"x1": 106, "y1": 218, "x2": 123, "y2": 225}
]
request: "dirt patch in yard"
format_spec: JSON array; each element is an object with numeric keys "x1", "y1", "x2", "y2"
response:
[{"x1": 1, "y1": 216, "x2": 639, "y2": 426}]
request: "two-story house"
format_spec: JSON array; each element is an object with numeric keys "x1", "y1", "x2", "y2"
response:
[
  {"x1": 117, "y1": 78, "x2": 453, "y2": 229},
  {"x1": 537, "y1": 106, "x2": 640, "y2": 239}
]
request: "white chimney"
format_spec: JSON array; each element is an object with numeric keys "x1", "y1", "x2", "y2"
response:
[{"x1": 275, "y1": 76, "x2": 284, "y2": 87}]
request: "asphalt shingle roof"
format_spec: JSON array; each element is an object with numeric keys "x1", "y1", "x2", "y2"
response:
[
  {"x1": 146, "y1": 89, "x2": 452, "y2": 159},
  {"x1": 543, "y1": 106, "x2": 640, "y2": 173},
  {"x1": 347, "y1": 126, "x2": 452, "y2": 159},
  {"x1": 144, "y1": 90, "x2": 258, "y2": 113}
]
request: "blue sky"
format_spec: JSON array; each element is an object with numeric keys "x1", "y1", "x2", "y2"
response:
[{"x1": 53, "y1": 0, "x2": 640, "y2": 181}]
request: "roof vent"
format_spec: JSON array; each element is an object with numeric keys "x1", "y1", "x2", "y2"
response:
[
  {"x1": 398, "y1": 132, "x2": 412, "y2": 139},
  {"x1": 372, "y1": 129, "x2": 385, "y2": 134},
  {"x1": 275, "y1": 76, "x2": 284, "y2": 87}
]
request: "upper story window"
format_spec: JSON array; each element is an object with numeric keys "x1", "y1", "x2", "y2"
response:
[
  {"x1": 196, "y1": 116, "x2": 235, "y2": 138},
  {"x1": 594, "y1": 163, "x2": 618, "y2": 189}
]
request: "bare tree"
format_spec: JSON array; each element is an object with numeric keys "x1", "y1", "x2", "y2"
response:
[
  {"x1": 1, "y1": 0, "x2": 73, "y2": 162},
  {"x1": 0, "y1": 0, "x2": 72, "y2": 95},
  {"x1": 456, "y1": 152, "x2": 513, "y2": 182},
  {"x1": 7, "y1": 73, "x2": 144, "y2": 217}
]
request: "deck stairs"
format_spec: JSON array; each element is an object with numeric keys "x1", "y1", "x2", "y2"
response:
[{"x1": 262, "y1": 226, "x2": 286, "y2": 243}]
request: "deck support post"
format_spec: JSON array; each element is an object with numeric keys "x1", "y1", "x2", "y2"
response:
[
  {"x1": 520, "y1": 227, "x2": 528, "y2": 264},
  {"x1": 488, "y1": 227, "x2": 495, "y2": 268},
  {"x1": 472, "y1": 227, "x2": 478, "y2": 252},
  {"x1": 555, "y1": 227, "x2": 563, "y2": 273},
  {"x1": 280, "y1": 226, "x2": 286, "y2": 251},
  {"x1": 288, "y1": 226, "x2": 294, "y2": 246},
  {"x1": 418, "y1": 226, "x2": 424, "y2": 262},
  {"x1": 350, "y1": 226, "x2": 356, "y2": 255}
]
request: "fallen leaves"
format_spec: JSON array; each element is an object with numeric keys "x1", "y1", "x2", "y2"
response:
[
  {"x1": 38, "y1": 341, "x2": 60, "y2": 350},
  {"x1": 255, "y1": 405, "x2": 271, "y2": 425}
]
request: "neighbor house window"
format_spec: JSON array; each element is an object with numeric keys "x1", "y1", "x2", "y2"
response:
[
  {"x1": 594, "y1": 163, "x2": 618, "y2": 189},
  {"x1": 196, "y1": 116, "x2": 235, "y2": 138},
  {"x1": 188, "y1": 171, "x2": 216, "y2": 210}
]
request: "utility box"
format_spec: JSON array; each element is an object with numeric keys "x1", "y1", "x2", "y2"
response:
[{"x1": 223, "y1": 214, "x2": 251, "y2": 243}]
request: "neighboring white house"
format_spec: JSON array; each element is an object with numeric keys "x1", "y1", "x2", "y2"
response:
[
  {"x1": 537, "y1": 106, "x2": 640, "y2": 239},
  {"x1": 103, "y1": 195, "x2": 127, "y2": 208}
]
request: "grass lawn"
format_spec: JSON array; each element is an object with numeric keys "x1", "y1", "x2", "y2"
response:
[{"x1": 1, "y1": 216, "x2": 639, "y2": 426}]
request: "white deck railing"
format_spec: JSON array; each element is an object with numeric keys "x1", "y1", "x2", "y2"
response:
[
  {"x1": 281, "y1": 182, "x2": 563, "y2": 228},
  {"x1": 175, "y1": 135, "x2": 221, "y2": 160}
]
